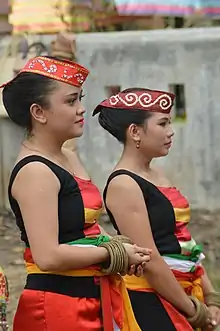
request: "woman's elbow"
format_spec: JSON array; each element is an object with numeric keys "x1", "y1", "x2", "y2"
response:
[
  {"x1": 33, "y1": 252, "x2": 59, "y2": 272},
  {"x1": 144, "y1": 251, "x2": 163, "y2": 272}
]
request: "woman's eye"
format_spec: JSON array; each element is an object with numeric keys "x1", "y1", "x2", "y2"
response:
[
  {"x1": 68, "y1": 99, "x2": 76, "y2": 105},
  {"x1": 80, "y1": 94, "x2": 85, "y2": 101},
  {"x1": 67, "y1": 94, "x2": 85, "y2": 105},
  {"x1": 160, "y1": 122, "x2": 166, "y2": 127}
]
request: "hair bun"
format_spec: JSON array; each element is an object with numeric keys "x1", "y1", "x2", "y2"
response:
[{"x1": 51, "y1": 33, "x2": 76, "y2": 61}]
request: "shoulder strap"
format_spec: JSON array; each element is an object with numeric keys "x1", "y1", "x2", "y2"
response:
[
  {"x1": 103, "y1": 169, "x2": 143, "y2": 205},
  {"x1": 8, "y1": 155, "x2": 65, "y2": 196}
]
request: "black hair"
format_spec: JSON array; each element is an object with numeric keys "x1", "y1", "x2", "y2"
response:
[
  {"x1": 2, "y1": 56, "x2": 70, "y2": 132},
  {"x1": 97, "y1": 88, "x2": 152, "y2": 144},
  {"x1": 3, "y1": 72, "x2": 57, "y2": 131}
]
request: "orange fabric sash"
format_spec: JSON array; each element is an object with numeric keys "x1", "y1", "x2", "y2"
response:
[
  {"x1": 26, "y1": 263, "x2": 141, "y2": 331},
  {"x1": 124, "y1": 267, "x2": 204, "y2": 300}
]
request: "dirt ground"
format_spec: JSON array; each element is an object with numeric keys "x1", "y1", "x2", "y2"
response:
[{"x1": 0, "y1": 214, "x2": 25, "y2": 330}]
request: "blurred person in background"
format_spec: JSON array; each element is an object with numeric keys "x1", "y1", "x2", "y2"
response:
[{"x1": 0, "y1": 266, "x2": 9, "y2": 330}]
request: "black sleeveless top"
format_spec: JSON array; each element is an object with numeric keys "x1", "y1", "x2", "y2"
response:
[
  {"x1": 8, "y1": 155, "x2": 86, "y2": 247},
  {"x1": 103, "y1": 169, "x2": 181, "y2": 255}
]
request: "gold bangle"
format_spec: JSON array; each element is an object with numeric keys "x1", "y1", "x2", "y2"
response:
[
  {"x1": 99, "y1": 240, "x2": 129, "y2": 275},
  {"x1": 187, "y1": 296, "x2": 210, "y2": 329},
  {"x1": 112, "y1": 235, "x2": 133, "y2": 245}
]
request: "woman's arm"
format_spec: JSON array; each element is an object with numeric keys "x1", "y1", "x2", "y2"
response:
[
  {"x1": 201, "y1": 267, "x2": 220, "y2": 328},
  {"x1": 106, "y1": 174, "x2": 196, "y2": 317},
  {"x1": 13, "y1": 162, "x2": 109, "y2": 272},
  {"x1": 201, "y1": 268, "x2": 215, "y2": 295}
]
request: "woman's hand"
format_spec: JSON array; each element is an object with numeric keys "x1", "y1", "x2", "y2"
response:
[
  {"x1": 123, "y1": 244, "x2": 151, "y2": 277},
  {"x1": 203, "y1": 306, "x2": 220, "y2": 330},
  {"x1": 127, "y1": 264, "x2": 145, "y2": 277},
  {"x1": 123, "y1": 243, "x2": 151, "y2": 276}
]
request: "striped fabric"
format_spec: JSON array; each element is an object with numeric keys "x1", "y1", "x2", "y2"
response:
[
  {"x1": 159, "y1": 186, "x2": 204, "y2": 266},
  {"x1": 123, "y1": 186, "x2": 204, "y2": 331},
  {"x1": 23, "y1": 175, "x2": 142, "y2": 331},
  {"x1": 74, "y1": 176, "x2": 103, "y2": 235},
  {"x1": 115, "y1": 0, "x2": 220, "y2": 17},
  {"x1": 9, "y1": 0, "x2": 92, "y2": 34}
]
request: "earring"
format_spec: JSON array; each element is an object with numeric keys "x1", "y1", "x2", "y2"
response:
[{"x1": 136, "y1": 140, "x2": 140, "y2": 149}]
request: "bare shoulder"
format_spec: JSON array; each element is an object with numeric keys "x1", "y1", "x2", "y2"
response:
[
  {"x1": 12, "y1": 161, "x2": 60, "y2": 198},
  {"x1": 14, "y1": 159, "x2": 59, "y2": 178},
  {"x1": 108, "y1": 173, "x2": 139, "y2": 190},
  {"x1": 106, "y1": 174, "x2": 149, "y2": 222},
  {"x1": 107, "y1": 174, "x2": 144, "y2": 205}
]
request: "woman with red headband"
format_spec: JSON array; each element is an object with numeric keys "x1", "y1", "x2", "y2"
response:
[
  {"x1": 93, "y1": 88, "x2": 220, "y2": 331},
  {"x1": 1, "y1": 59, "x2": 152, "y2": 331}
]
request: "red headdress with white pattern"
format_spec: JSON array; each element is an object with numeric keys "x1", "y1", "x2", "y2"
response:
[
  {"x1": 0, "y1": 56, "x2": 89, "y2": 88},
  {"x1": 93, "y1": 89, "x2": 175, "y2": 115}
]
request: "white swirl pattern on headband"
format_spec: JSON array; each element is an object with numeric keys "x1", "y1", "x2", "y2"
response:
[
  {"x1": 109, "y1": 92, "x2": 172, "y2": 110},
  {"x1": 29, "y1": 59, "x2": 58, "y2": 73}
]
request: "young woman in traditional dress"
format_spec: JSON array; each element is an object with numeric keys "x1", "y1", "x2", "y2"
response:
[
  {"x1": 1, "y1": 59, "x2": 152, "y2": 331},
  {"x1": 93, "y1": 88, "x2": 220, "y2": 331}
]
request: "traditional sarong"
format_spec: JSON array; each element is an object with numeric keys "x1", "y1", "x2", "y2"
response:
[
  {"x1": 14, "y1": 236, "x2": 140, "y2": 331},
  {"x1": 123, "y1": 186, "x2": 205, "y2": 331},
  {"x1": 13, "y1": 176, "x2": 141, "y2": 331}
]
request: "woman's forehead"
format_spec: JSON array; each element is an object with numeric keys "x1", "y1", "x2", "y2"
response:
[
  {"x1": 55, "y1": 80, "x2": 81, "y2": 95},
  {"x1": 150, "y1": 112, "x2": 171, "y2": 120}
]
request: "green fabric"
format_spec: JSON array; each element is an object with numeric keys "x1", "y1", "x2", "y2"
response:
[
  {"x1": 67, "y1": 236, "x2": 202, "y2": 274},
  {"x1": 69, "y1": 236, "x2": 203, "y2": 265},
  {"x1": 164, "y1": 244, "x2": 203, "y2": 263},
  {"x1": 179, "y1": 238, "x2": 197, "y2": 252},
  {"x1": 67, "y1": 235, "x2": 110, "y2": 247}
]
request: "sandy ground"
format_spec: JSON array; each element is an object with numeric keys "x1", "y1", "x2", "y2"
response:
[{"x1": 0, "y1": 214, "x2": 25, "y2": 330}]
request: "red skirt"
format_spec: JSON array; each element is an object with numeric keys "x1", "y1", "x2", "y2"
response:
[{"x1": 13, "y1": 289, "x2": 102, "y2": 331}]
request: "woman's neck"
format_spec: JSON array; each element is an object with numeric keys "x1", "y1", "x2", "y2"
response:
[
  {"x1": 25, "y1": 133, "x2": 64, "y2": 157},
  {"x1": 115, "y1": 147, "x2": 153, "y2": 174}
]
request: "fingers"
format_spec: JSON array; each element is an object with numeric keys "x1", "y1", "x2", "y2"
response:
[
  {"x1": 133, "y1": 245, "x2": 152, "y2": 256},
  {"x1": 137, "y1": 253, "x2": 151, "y2": 263},
  {"x1": 209, "y1": 318, "x2": 218, "y2": 328},
  {"x1": 205, "y1": 316, "x2": 218, "y2": 330},
  {"x1": 135, "y1": 265, "x2": 144, "y2": 277},
  {"x1": 127, "y1": 265, "x2": 135, "y2": 276},
  {"x1": 208, "y1": 306, "x2": 220, "y2": 328},
  {"x1": 127, "y1": 264, "x2": 144, "y2": 277}
]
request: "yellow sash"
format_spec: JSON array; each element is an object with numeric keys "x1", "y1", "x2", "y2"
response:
[{"x1": 26, "y1": 263, "x2": 141, "y2": 331}]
